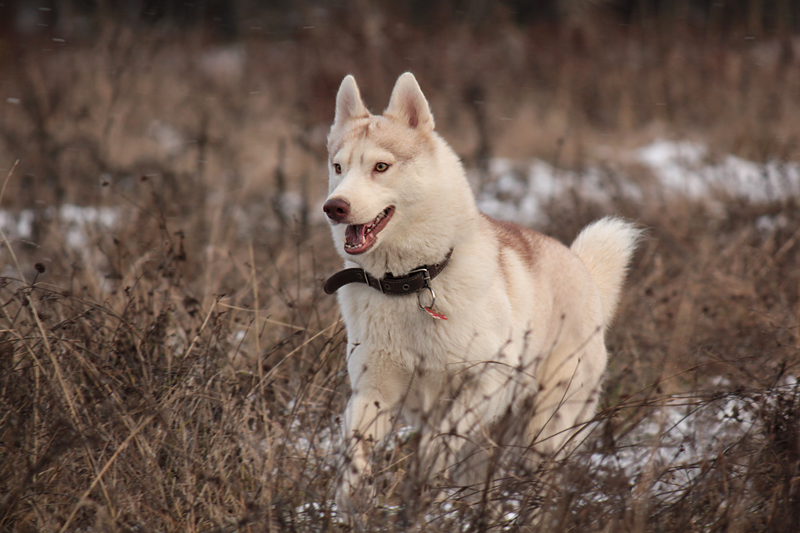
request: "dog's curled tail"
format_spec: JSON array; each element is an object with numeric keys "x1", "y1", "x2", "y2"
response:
[{"x1": 570, "y1": 217, "x2": 643, "y2": 328}]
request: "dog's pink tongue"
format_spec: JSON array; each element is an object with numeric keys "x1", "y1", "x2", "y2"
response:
[{"x1": 345, "y1": 224, "x2": 365, "y2": 246}]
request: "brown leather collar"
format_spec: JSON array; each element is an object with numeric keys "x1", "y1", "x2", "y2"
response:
[{"x1": 324, "y1": 250, "x2": 453, "y2": 296}]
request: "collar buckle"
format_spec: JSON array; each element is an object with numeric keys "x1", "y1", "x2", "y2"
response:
[{"x1": 407, "y1": 266, "x2": 432, "y2": 283}]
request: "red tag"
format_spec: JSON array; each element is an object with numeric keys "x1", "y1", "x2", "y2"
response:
[{"x1": 424, "y1": 307, "x2": 448, "y2": 320}]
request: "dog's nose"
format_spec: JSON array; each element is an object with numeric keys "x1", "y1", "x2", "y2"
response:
[{"x1": 323, "y1": 198, "x2": 351, "y2": 223}]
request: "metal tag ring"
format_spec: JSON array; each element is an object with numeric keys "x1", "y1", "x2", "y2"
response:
[{"x1": 417, "y1": 285, "x2": 435, "y2": 310}]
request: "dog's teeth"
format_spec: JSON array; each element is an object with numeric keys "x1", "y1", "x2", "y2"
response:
[
  {"x1": 365, "y1": 209, "x2": 388, "y2": 235},
  {"x1": 342, "y1": 208, "x2": 390, "y2": 251}
]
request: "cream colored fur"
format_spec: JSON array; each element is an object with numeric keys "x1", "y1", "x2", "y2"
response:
[{"x1": 325, "y1": 72, "x2": 642, "y2": 511}]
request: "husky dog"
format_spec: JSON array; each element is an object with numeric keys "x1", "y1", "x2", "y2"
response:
[{"x1": 323, "y1": 72, "x2": 641, "y2": 510}]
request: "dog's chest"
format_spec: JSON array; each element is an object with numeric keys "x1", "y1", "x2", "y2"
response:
[{"x1": 339, "y1": 287, "x2": 458, "y2": 363}]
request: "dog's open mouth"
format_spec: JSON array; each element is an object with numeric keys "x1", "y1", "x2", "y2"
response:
[{"x1": 344, "y1": 206, "x2": 394, "y2": 255}]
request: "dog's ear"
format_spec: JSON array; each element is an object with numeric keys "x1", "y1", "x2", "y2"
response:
[
  {"x1": 385, "y1": 72, "x2": 434, "y2": 132},
  {"x1": 334, "y1": 75, "x2": 369, "y2": 126}
]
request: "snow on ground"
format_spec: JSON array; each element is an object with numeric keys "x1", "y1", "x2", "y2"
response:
[
  {"x1": 587, "y1": 388, "x2": 759, "y2": 503},
  {"x1": 477, "y1": 157, "x2": 643, "y2": 225},
  {"x1": 636, "y1": 140, "x2": 800, "y2": 202},
  {"x1": 296, "y1": 381, "x2": 792, "y2": 527},
  {"x1": 0, "y1": 208, "x2": 34, "y2": 240},
  {"x1": 0, "y1": 204, "x2": 119, "y2": 249},
  {"x1": 584, "y1": 373, "x2": 797, "y2": 511},
  {"x1": 58, "y1": 204, "x2": 119, "y2": 248},
  {"x1": 476, "y1": 139, "x2": 800, "y2": 224}
]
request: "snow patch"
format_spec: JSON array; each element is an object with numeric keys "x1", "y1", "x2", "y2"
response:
[
  {"x1": 477, "y1": 158, "x2": 642, "y2": 225},
  {"x1": 59, "y1": 205, "x2": 119, "y2": 248},
  {"x1": 636, "y1": 140, "x2": 800, "y2": 202},
  {"x1": 147, "y1": 120, "x2": 185, "y2": 157},
  {"x1": 477, "y1": 140, "x2": 799, "y2": 227},
  {"x1": 0, "y1": 205, "x2": 119, "y2": 248}
]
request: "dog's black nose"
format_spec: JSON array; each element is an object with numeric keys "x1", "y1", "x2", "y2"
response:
[{"x1": 323, "y1": 198, "x2": 350, "y2": 223}]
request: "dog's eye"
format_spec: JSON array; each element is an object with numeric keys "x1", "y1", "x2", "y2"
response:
[
  {"x1": 333, "y1": 163, "x2": 342, "y2": 174},
  {"x1": 374, "y1": 162, "x2": 389, "y2": 172}
]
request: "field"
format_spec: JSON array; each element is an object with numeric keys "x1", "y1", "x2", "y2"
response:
[{"x1": 1, "y1": 5, "x2": 800, "y2": 532}]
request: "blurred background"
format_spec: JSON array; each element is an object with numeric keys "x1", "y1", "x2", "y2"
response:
[
  {"x1": 2, "y1": 0, "x2": 799, "y2": 213},
  {"x1": 2, "y1": 2, "x2": 800, "y2": 531}
]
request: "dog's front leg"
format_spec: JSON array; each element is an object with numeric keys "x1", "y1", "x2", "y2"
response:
[{"x1": 337, "y1": 383, "x2": 400, "y2": 513}]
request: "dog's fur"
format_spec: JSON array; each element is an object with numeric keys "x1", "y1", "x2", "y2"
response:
[{"x1": 324, "y1": 73, "x2": 641, "y2": 510}]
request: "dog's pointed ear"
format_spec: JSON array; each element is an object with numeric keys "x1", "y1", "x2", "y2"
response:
[
  {"x1": 334, "y1": 75, "x2": 369, "y2": 126},
  {"x1": 384, "y1": 72, "x2": 434, "y2": 132}
]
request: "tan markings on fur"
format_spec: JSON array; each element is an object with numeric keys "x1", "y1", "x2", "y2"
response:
[
  {"x1": 485, "y1": 215, "x2": 543, "y2": 271},
  {"x1": 372, "y1": 118, "x2": 434, "y2": 161},
  {"x1": 496, "y1": 241, "x2": 510, "y2": 288},
  {"x1": 329, "y1": 116, "x2": 434, "y2": 163},
  {"x1": 328, "y1": 119, "x2": 370, "y2": 160}
]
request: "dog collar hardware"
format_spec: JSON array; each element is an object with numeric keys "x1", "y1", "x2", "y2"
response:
[
  {"x1": 323, "y1": 250, "x2": 453, "y2": 297},
  {"x1": 417, "y1": 284, "x2": 448, "y2": 320}
]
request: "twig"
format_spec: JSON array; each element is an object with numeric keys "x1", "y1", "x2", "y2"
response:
[
  {"x1": 182, "y1": 295, "x2": 220, "y2": 358},
  {"x1": 0, "y1": 173, "x2": 81, "y2": 428},
  {"x1": 249, "y1": 240, "x2": 263, "y2": 378},
  {"x1": 218, "y1": 302, "x2": 307, "y2": 331},
  {"x1": 0, "y1": 159, "x2": 19, "y2": 207},
  {"x1": 261, "y1": 318, "x2": 343, "y2": 384},
  {"x1": 58, "y1": 414, "x2": 156, "y2": 533},
  {"x1": 249, "y1": 240, "x2": 272, "y2": 531}
]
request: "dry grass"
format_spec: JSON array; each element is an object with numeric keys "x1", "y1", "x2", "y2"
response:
[{"x1": 1, "y1": 12, "x2": 800, "y2": 532}]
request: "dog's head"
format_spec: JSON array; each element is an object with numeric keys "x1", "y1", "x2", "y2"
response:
[{"x1": 324, "y1": 73, "x2": 473, "y2": 276}]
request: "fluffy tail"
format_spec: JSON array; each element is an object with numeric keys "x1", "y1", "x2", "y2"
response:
[{"x1": 570, "y1": 217, "x2": 643, "y2": 328}]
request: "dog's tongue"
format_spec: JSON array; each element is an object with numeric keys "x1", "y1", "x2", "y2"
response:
[{"x1": 345, "y1": 224, "x2": 366, "y2": 246}]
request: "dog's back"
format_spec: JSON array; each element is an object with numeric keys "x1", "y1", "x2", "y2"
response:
[{"x1": 460, "y1": 215, "x2": 640, "y2": 463}]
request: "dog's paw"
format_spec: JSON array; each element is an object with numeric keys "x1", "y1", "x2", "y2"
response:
[{"x1": 335, "y1": 481, "x2": 354, "y2": 517}]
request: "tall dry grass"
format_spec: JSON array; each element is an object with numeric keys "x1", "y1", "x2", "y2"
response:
[{"x1": 1, "y1": 12, "x2": 799, "y2": 532}]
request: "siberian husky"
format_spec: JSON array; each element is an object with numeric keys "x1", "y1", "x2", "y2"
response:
[{"x1": 322, "y1": 72, "x2": 641, "y2": 511}]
